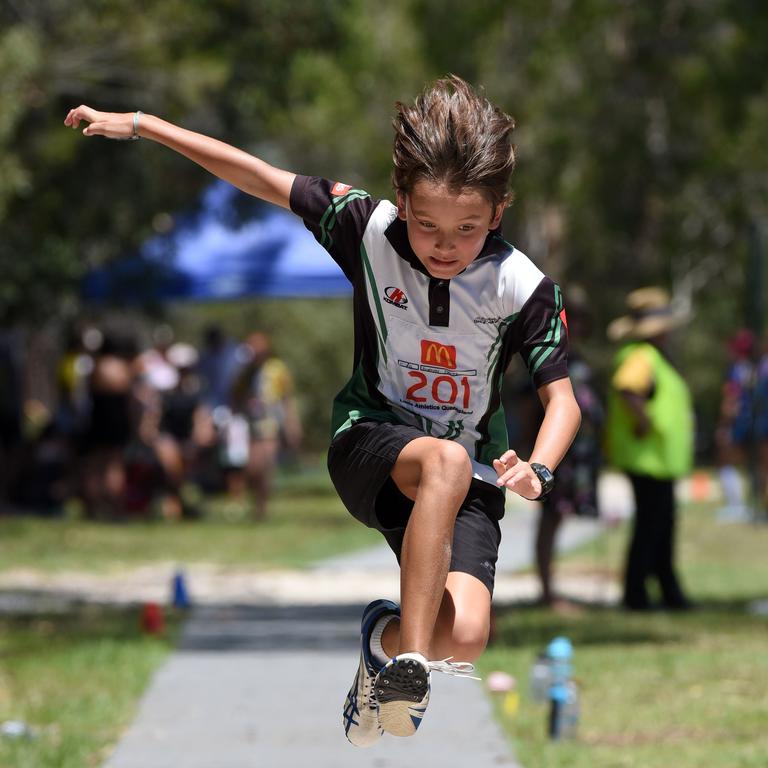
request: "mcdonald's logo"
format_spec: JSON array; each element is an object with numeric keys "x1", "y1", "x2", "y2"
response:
[{"x1": 420, "y1": 339, "x2": 457, "y2": 369}]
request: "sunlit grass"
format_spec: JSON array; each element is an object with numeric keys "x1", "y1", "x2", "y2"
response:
[
  {"x1": 0, "y1": 464, "x2": 379, "y2": 574},
  {"x1": 0, "y1": 607, "x2": 180, "y2": 768},
  {"x1": 479, "y1": 502, "x2": 768, "y2": 768}
]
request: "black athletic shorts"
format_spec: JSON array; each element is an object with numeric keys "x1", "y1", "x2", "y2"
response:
[{"x1": 327, "y1": 420, "x2": 505, "y2": 595}]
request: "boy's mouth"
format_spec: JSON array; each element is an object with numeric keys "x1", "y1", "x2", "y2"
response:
[{"x1": 428, "y1": 255, "x2": 458, "y2": 267}]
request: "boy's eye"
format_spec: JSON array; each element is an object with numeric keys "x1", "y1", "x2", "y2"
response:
[
  {"x1": 418, "y1": 220, "x2": 436, "y2": 229},
  {"x1": 459, "y1": 225, "x2": 475, "y2": 232}
]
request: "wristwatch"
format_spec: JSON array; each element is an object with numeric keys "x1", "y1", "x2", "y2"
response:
[{"x1": 530, "y1": 463, "x2": 555, "y2": 499}]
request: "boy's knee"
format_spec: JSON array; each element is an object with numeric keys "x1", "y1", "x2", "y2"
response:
[
  {"x1": 423, "y1": 440, "x2": 472, "y2": 487},
  {"x1": 449, "y1": 612, "x2": 490, "y2": 661}
]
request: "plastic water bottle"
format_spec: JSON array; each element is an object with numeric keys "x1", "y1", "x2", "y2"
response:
[
  {"x1": 546, "y1": 636, "x2": 575, "y2": 741},
  {"x1": 560, "y1": 681, "x2": 580, "y2": 739},
  {"x1": 529, "y1": 652, "x2": 552, "y2": 703}
]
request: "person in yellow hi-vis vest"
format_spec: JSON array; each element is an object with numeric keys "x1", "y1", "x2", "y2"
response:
[{"x1": 606, "y1": 287, "x2": 694, "y2": 611}]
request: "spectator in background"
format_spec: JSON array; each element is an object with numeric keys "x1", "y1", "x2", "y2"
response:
[
  {"x1": 54, "y1": 325, "x2": 94, "y2": 440},
  {"x1": 136, "y1": 324, "x2": 179, "y2": 395},
  {"x1": 198, "y1": 324, "x2": 241, "y2": 410},
  {"x1": 759, "y1": 338, "x2": 768, "y2": 515},
  {"x1": 0, "y1": 329, "x2": 24, "y2": 510},
  {"x1": 79, "y1": 332, "x2": 138, "y2": 518},
  {"x1": 605, "y1": 287, "x2": 694, "y2": 611},
  {"x1": 534, "y1": 287, "x2": 602, "y2": 608},
  {"x1": 750, "y1": 333, "x2": 768, "y2": 517},
  {"x1": 196, "y1": 325, "x2": 242, "y2": 493},
  {"x1": 153, "y1": 341, "x2": 216, "y2": 519},
  {"x1": 230, "y1": 332, "x2": 302, "y2": 521},
  {"x1": 715, "y1": 329, "x2": 756, "y2": 519}
]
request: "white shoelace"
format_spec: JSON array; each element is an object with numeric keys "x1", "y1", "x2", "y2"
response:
[{"x1": 426, "y1": 657, "x2": 481, "y2": 681}]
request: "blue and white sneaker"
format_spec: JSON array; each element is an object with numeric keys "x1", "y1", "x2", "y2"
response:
[
  {"x1": 375, "y1": 653, "x2": 478, "y2": 737},
  {"x1": 342, "y1": 598, "x2": 400, "y2": 747}
]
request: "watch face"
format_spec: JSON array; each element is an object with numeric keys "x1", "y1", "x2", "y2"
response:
[{"x1": 531, "y1": 463, "x2": 554, "y2": 493}]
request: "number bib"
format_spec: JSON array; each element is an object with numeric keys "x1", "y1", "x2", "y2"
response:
[{"x1": 381, "y1": 315, "x2": 494, "y2": 445}]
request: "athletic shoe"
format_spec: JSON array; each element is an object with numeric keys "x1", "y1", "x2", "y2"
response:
[
  {"x1": 342, "y1": 598, "x2": 400, "y2": 747},
  {"x1": 375, "y1": 653, "x2": 478, "y2": 737}
]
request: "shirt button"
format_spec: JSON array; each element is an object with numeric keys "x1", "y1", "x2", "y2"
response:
[{"x1": 436, "y1": 305, "x2": 444, "y2": 313}]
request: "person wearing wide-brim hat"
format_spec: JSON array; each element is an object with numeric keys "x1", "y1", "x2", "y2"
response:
[
  {"x1": 606, "y1": 286, "x2": 688, "y2": 343},
  {"x1": 605, "y1": 287, "x2": 694, "y2": 611}
]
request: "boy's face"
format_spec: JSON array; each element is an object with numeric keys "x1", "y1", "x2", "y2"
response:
[{"x1": 397, "y1": 180, "x2": 503, "y2": 279}]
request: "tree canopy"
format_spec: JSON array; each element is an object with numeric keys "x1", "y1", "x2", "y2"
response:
[{"x1": 2, "y1": 0, "x2": 767, "y2": 445}]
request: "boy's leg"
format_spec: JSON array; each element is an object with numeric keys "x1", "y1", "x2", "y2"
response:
[
  {"x1": 380, "y1": 571, "x2": 491, "y2": 661},
  {"x1": 388, "y1": 436, "x2": 473, "y2": 655},
  {"x1": 374, "y1": 570, "x2": 490, "y2": 738},
  {"x1": 375, "y1": 444, "x2": 498, "y2": 738},
  {"x1": 327, "y1": 422, "x2": 498, "y2": 743}
]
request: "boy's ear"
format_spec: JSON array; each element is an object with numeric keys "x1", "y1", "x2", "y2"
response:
[
  {"x1": 489, "y1": 203, "x2": 504, "y2": 230},
  {"x1": 396, "y1": 190, "x2": 408, "y2": 220}
]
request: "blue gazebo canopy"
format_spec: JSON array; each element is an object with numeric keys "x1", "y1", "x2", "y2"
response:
[{"x1": 82, "y1": 181, "x2": 350, "y2": 302}]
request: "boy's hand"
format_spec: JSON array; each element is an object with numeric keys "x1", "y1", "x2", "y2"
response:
[
  {"x1": 64, "y1": 106, "x2": 135, "y2": 140},
  {"x1": 493, "y1": 450, "x2": 542, "y2": 500}
]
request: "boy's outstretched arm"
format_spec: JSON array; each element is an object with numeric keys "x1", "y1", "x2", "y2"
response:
[
  {"x1": 493, "y1": 377, "x2": 581, "y2": 499},
  {"x1": 64, "y1": 107, "x2": 295, "y2": 209}
]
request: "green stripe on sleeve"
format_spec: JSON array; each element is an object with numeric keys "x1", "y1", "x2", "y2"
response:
[{"x1": 318, "y1": 190, "x2": 370, "y2": 248}]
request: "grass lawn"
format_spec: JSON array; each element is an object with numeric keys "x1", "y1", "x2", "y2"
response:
[
  {"x1": 3, "y1": 481, "x2": 767, "y2": 768},
  {"x1": 478, "y1": 501, "x2": 768, "y2": 768},
  {"x1": 0, "y1": 463, "x2": 379, "y2": 573},
  {"x1": 0, "y1": 606, "x2": 180, "y2": 768},
  {"x1": 0, "y1": 464, "x2": 378, "y2": 767}
]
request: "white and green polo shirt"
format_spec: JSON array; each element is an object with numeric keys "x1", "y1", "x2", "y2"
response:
[{"x1": 290, "y1": 176, "x2": 569, "y2": 485}]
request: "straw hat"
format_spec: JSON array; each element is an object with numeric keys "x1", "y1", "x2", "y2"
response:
[{"x1": 607, "y1": 286, "x2": 687, "y2": 342}]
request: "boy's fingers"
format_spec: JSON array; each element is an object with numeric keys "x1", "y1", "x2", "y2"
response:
[
  {"x1": 497, "y1": 468, "x2": 542, "y2": 499},
  {"x1": 84, "y1": 121, "x2": 112, "y2": 137},
  {"x1": 495, "y1": 465, "x2": 522, "y2": 486},
  {"x1": 507, "y1": 468, "x2": 530, "y2": 487},
  {"x1": 493, "y1": 461, "x2": 515, "y2": 484},
  {"x1": 493, "y1": 450, "x2": 518, "y2": 477},
  {"x1": 66, "y1": 105, "x2": 100, "y2": 128}
]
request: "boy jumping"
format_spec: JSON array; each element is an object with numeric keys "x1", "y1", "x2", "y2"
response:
[{"x1": 65, "y1": 75, "x2": 581, "y2": 746}]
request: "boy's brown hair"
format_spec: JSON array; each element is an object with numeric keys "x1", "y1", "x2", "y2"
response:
[{"x1": 392, "y1": 75, "x2": 516, "y2": 209}]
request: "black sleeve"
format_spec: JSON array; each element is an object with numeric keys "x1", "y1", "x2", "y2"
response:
[
  {"x1": 518, "y1": 277, "x2": 570, "y2": 388},
  {"x1": 289, "y1": 175, "x2": 379, "y2": 281}
]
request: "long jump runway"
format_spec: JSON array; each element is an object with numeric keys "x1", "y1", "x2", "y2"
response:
[{"x1": 104, "y1": 604, "x2": 520, "y2": 768}]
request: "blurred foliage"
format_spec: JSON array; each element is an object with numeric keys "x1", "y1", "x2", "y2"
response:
[{"x1": 1, "y1": 0, "x2": 767, "y2": 449}]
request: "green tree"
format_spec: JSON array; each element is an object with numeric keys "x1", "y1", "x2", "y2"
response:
[{"x1": 0, "y1": 0, "x2": 349, "y2": 325}]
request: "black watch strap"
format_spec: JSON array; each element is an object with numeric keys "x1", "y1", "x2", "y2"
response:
[{"x1": 530, "y1": 462, "x2": 555, "y2": 499}]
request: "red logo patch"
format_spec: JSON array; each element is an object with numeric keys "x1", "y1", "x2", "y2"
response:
[
  {"x1": 420, "y1": 340, "x2": 457, "y2": 370},
  {"x1": 331, "y1": 182, "x2": 352, "y2": 196},
  {"x1": 559, "y1": 308, "x2": 568, "y2": 330},
  {"x1": 384, "y1": 286, "x2": 408, "y2": 308}
]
